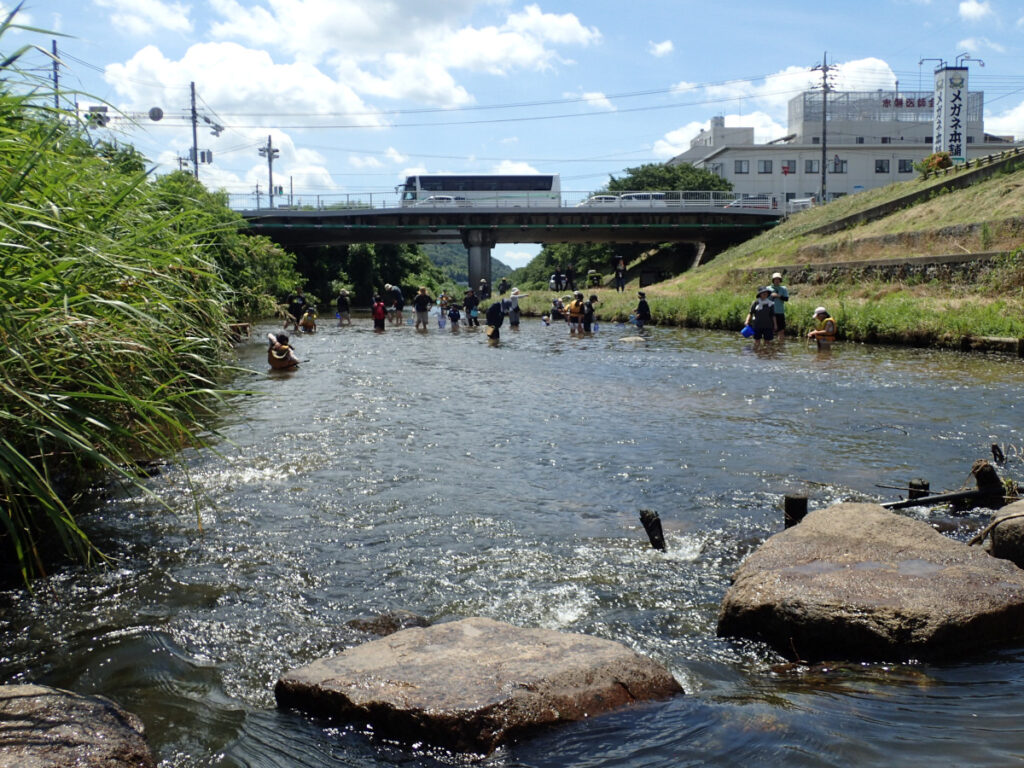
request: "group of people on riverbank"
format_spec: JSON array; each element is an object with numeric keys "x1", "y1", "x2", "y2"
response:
[{"x1": 742, "y1": 272, "x2": 836, "y2": 347}]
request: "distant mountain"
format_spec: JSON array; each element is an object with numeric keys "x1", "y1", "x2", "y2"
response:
[{"x1": 421, "y1": 243, "x2": 512, "y2": 286}]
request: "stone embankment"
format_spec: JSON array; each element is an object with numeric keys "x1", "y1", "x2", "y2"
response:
[
  {"x1": 275, "y1": 616, "x2": 682, "y2": 753},
  {"x1": 0, "y1": 684, "x2": 155, "y2": 768},
  {"x1": 717, "y1": 502, "x2": 1024, "y2": 662}
]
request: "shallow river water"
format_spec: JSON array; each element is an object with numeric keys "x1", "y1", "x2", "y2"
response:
[{"x1": 2, "y1": 315, "x2": 1023, "y2": 767}]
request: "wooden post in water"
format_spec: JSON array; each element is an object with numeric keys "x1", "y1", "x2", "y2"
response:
[
  {"x1": 639, "y1": 509, "x2": 666, "y2": 551},
  {"x1": 908, "y1": 478, "x2": 930, "y2": 500},
  {"x1": 784, "y1": 495, "x2": 809, "y2": 528}
]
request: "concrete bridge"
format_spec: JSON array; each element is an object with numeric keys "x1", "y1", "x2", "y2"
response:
[{"x1": 239, "y1": 198, "x2": 782, "y2": 288}]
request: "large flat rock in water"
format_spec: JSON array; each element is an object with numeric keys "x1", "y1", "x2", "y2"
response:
[
  {"x1": 717, "y1": 503, "x2": 1024, "y2": 662},
  {"x1": 275, "y1": 616, "x2": 682, "y2": 753},
  {"x1": 0, "y1": 684, "x2": 155, "y2": 768}
]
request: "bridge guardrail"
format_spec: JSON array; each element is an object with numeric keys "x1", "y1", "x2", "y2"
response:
[{"x1": 229, "y1": 191, "x2": 781, "y2": 213}]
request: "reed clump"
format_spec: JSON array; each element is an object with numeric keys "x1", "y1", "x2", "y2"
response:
[{"x1": 0, "y1": 13, "x2": 265, "y2": 581}]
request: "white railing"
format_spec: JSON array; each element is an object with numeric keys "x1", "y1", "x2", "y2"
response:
[{"x1": 230, "y1": 190, "x2": 781, "y2": 212}]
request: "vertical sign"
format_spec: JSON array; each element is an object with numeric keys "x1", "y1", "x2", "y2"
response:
[{"x1": 933, "y1": 66, "x2": 967, "y2": 162}]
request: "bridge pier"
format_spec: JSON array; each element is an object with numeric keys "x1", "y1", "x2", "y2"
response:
[{"x1": 462, "y1": 229, "x2": 495, "y2": 293}]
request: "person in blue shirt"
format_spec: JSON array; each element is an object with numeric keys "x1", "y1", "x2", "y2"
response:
[{"x1": 769, "y1": 272, "x2": 789, "y2": 340}]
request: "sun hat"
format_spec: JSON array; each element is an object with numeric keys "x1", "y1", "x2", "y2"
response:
[
  {"x1": 771, "y1": 272, "x2": 783, "y2": 280},
  {"x1": 637, "y1": 291, "x2": 646, "y2": 298},
  {"x1": 813, "y1": 306, "x2": 827, "y2": 316},
  {"x1": 511, "y1": 287, "x2": 520, "y2": 295},
  {"x1": 757, "y1": 286, "x2": 772, "y2": 296}
]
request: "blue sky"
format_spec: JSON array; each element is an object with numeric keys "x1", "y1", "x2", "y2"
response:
[{"x1": 8, "y1": 1, "x2": 1024, "y2": 266}]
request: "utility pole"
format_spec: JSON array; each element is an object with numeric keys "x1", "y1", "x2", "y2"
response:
[
  {"x1": 258, "y1": 136, "x2": 279, "y2": 209},
  {"x1": 190, "y1": 81, "x2": 200, "y2": 179},
  {"x1": 811, "y1": 51, "x2": 835, "y2": 204},
  {"x1": 52, "y1": 40, "x2": 59, "y2": 109}
]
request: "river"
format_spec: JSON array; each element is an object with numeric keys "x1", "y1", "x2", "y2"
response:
[{"x1": 1, "y1": 315, "x2": 1022, "y2": 767}]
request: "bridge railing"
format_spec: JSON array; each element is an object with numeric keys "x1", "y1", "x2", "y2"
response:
[{"x1": 228, "y1": 190, "x2": 779, "y2": 212}]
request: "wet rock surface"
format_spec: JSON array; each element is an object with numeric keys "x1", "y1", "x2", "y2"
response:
[
  {"x1": 988, "y1": 500, "x2": 1024, "y2": 568},
  {"x1": 717, "y1": 502, "x2": 1024, "y2": 662},
  {"x1": 346, "y1": 609, "x2": 430, "y2": 636},
  {"x1": 0, "y1": 684, "x2": 155, "y2": 768},
  {"x1": 275, "y1": 616, "x2": 682, "y2": 753}
]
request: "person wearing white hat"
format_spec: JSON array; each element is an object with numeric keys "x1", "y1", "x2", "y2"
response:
[
  {"x1": 807, "y1": 306, "x2": 837, "y2": 346},
  {"x1": 507, "y1": 287, "x2": 528, "y2": 327},
  {"x1": 769, "y1": 272, "x2": 789, "y2": 340}
]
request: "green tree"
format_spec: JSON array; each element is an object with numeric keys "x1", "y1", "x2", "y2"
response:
[{"x1": 606, "y1": 162, "x2": 732, "y2": 193}]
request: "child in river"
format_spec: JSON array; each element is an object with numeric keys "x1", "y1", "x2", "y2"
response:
[{"x1": 267, "y1": 332, "x2": 299, "y2": 370}]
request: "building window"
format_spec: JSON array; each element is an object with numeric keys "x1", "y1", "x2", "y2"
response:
[
  {"x1": 811, "y1": 137, "x2": 820, "y2": 144},
  {"x1": 781, "y1": 160, "x2": 796, "y2": 175},
  {"x1": 875, "y1": 159, "x2": 890, "y2": 173},
  {"x1": 757, "y1": 159, "x2": 773, "y2": 174},
  {"x1": 925, "y1": 136, "x2": 932, "y2": 144},
  {"x1": 881, "y1": 137, "x2": 891, "y2": 144},
  {"x1": 831, "y1": 158, "x2": 847, "y2": 174},
  {"x1": 967, "y1": 136, "x2": 975, "y2": 143},
  {"x1": 805, "y1": 159, "x2": 819, "y2": 174},
  {"x1": 734, "y1": 160, "x2": 749, "y2": 174},
  {"x1": 856, "y1": 137, "x2": 864, "y2": 144},
  {"x1": 898, "y1": 159, "x2": 914, "y2": 173}
]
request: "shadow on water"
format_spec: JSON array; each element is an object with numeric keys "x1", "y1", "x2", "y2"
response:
[{"x1": 1, "y1": 318, "x2": 1023, "y2": 766}]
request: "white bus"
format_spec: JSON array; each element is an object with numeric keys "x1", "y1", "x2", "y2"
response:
[{"x1": 398, "y1": 174, "x2": 561, "y2": 207}]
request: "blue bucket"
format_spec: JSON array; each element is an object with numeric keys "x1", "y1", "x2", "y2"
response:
[{"x1": 740, "y1": 325, "x2": 755, "y2": 338}]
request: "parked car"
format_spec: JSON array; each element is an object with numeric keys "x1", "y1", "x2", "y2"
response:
[
  {"x1": 619, "y1": 192, "x2": 677, "y2": 206},
  {"x1": 576, "y1": 194, "x2": 620, "y2": 206}
]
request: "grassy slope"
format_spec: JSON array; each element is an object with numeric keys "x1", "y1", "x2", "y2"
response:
[{"x1": 518, "y1": 163, "x2": 1024, "y2": 345}]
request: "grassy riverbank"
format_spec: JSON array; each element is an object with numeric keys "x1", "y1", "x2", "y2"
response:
[{"x1": 517, "y1": 154, "x2": 1024, "y2": 347}]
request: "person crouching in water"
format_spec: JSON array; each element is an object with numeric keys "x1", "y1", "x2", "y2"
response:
[
  {"x1": 267, "y1": 333, "x2": 299, "y2": 370},
  {"x1": 485, "y1": 298, "x2": 505, "y2": 341},
  {"x1": 299, "y1": 305, "x2": 318, "y2": 333},
  {"x1": 807, "y1": 306, "x2": 837, "y2": 347}
]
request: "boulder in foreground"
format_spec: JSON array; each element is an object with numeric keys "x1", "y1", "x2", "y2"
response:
[
  {"x1": 717, "y1": 503, "x2": 1024, "y2": 662},
  {"x1": 0, "y1": 684, "x2": 155, "y2": 768},
  {"x1": 275, "y1": 616, "x2": 682, "y2": 753}
]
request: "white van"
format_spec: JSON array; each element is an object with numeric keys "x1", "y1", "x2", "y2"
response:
[{"x1": 619, "y1": 192, "x2": 669, "y2": 206}]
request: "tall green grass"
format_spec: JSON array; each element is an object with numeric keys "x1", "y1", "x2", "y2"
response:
[{"x1": 0, "y1": 13, "x2": 243, "y2": 581}]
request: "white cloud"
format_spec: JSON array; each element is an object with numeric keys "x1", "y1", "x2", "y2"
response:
[
  {"x1": 349, "y1": 155, "x2": 383, "y2": 169},
  {"x1": 985, "y1": 99, "x2": 1024, "y2": 141},
  {"x1": 959, "y1": 0, "x2": 993, "y2": 20},
  {"x1": 205, "y1": 0, "x2": 600, "y2": 106},
  {"x1": 563, "y1": 90, "x2": 614, "y2": 111},
  {"x1": 105, "y1": 42, "x2": 384, "y2": 128},
  {"x1": 504, "y1": 5, "x2": 600, "y2": 46},
  {"x1": 494, "y1": 245, "x2": 542, "y2": 269},
  {"x1": 648, "y1": 40, "x2": 673, "y2": 58},
  {"x1": 94, "y1": 0, "x2": 192, "y2": 36},
  {"x1": 385, "y1": 147, "x2": 407, "y2": 163},
  {"x1": 652, "y1": 112, "x2": 787, "y2": 159},
  {"x1": 492, "y1": 160, "x2": 540, "y2": 174},
  {"x1": 693, "y1": 58, "x2": 895, "y2": 120},
  {"x1": 956, "y1": 36, "x2": 1006, "y2": 53}
]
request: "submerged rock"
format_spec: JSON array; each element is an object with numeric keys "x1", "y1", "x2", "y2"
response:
[
  {"x1": 346, "y1": 609, "x2": 430, "y2": 636},
  {"x1": 275, "y1": 616, "x2": 682, "y2": 753},
  {"x1": 717, "y1": 502, "x2": 1024, "y2": 662},
  {"x1": 0, "y1": 684, "x2": 155, "y2": 768}
]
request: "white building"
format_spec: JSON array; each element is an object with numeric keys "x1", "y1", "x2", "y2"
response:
[{"x1": 669, "y1": 88, "x2": 1016, "y2": 203}]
